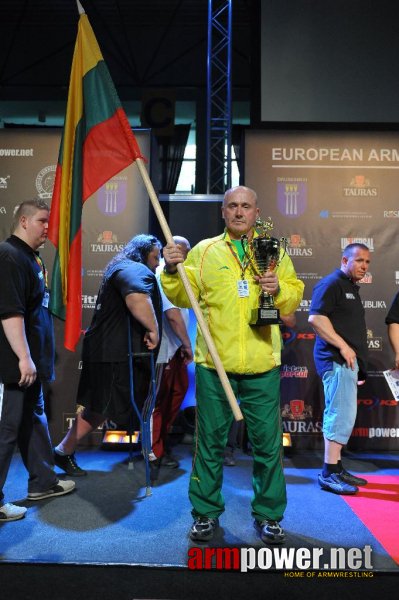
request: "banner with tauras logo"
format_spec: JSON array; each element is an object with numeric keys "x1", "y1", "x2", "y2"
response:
[{"x1": 245, "y1": 129, "x2": 399, "y2": 450}]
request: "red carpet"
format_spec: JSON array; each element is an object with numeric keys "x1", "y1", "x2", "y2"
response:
[{"x1": 342, "y1": 475, "x2": 399, "y2": 565}]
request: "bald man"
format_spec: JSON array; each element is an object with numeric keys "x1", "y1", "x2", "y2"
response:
[{"x1": 161, "y1": 187, "x2": 304, "y2": 544}]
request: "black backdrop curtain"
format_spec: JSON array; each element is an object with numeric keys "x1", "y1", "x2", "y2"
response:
[{"x1": 156, "y1": 124, "x2": 191, "y2": 194}]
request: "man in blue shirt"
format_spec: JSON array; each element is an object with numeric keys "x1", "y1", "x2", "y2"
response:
[{"x1": 308, "y1": 243, "x2": 370, "y2": 495}]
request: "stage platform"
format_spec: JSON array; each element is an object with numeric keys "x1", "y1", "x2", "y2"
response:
[{"x1": 1, "y1": 444, "x2": 398, "y2": 599}]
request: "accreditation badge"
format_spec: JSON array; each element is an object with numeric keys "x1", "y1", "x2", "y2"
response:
[
  {"x1": 237, "y1": 279, "x2": 249, "y2": 298},
  {"x1": 42, "y1": 290, "x2": 50, "y2": 308}
]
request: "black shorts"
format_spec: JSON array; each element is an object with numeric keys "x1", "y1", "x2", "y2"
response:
[{"x1": 76, "y1": 357, "x2": 154, "y2": 428}]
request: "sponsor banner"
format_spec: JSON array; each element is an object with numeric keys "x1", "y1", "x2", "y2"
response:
[
  {"x1": 246, "y1": 129, "x2": 399, "y2": 450},
  {"x1": 0, "y1": 128, "x2": 151, "y2": 444}
]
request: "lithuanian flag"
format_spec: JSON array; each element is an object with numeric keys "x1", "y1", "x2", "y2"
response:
[{"x1": 48, "y1": 8, "x2": 144, "y2": 351}]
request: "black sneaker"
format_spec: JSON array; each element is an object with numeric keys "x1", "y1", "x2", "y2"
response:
[
  {"x1": 318, "y1": 472, "x2": 358, "y2": 495},
  {"x1": 54, "y1": 451, "x2": 87, "y2": 477},
  {"x1": 254, "y1": 519, "x2": 286, "y2": 544},
  {"x1": 162, "y1": 454, "x2": 179, "y2": 468},
  {"x1": 189, "y1": 517, "x2": 219, "y2": 542},
  {"x1": 339, "y1": 468, "x2": 368, "y2": 487}
]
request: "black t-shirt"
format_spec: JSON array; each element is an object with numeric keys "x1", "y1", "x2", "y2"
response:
[
  {"x1": 309, "y1": 268, "x2": 368, "y2": 379},
  {"x1": 82, "y1": 259, "x2": 162, "y2": 362},
  {"x1": 0, "y1": 235, "x2": 55, "y2": 384},
  {"x1": 385, "y1": 291, "x2": 399, "y2": 324}
]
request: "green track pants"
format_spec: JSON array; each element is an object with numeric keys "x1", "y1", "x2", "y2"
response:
[{"x1": 189, "y1": 364, "x2": 287, "y2": 522}]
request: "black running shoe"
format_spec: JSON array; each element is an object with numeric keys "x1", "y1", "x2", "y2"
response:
[
  {"x1": 254, "y1": 519, "x2": 286, "y2": 544},
  {"x1": 162, "y1": 453, "x2": 179, "y2": 468},
  {"x1": 54, "y1": 451, "x2": 87, "y2": 477},
  {"x1": 339, "y1": 468, "x2": 368, "y2": 487},
  {"x1": 189, "y1": 517, "x2": 219, "y2": 542}
]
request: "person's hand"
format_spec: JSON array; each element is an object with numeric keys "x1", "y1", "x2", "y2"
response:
[
  {"x1": 339, "y1": 344, "x2": 357, "y2": 370},
  {"x1": 18, "y1": 355, "x2": 37, "y2": 387},
  {"x1": 255, "y1": 271, "x2": 280, "y2": 296},
  {"x1": 180, "y1": 343, "x2": 194, "y2": 365},
  {"x1": 144, "y1": 330, "x2": 159, "y2": 350},
  {"x1": 162, "y1": 243, "x2": 185, "y2": 274}
]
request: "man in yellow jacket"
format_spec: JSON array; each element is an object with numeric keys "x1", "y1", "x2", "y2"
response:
[{"x1": 161, "y1": 186, "x2": 304, "y2": 544}]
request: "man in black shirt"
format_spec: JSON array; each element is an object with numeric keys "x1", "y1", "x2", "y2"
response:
[
  {"x1": 308, "y1": 243, "x2": 370, "y2": 495},
  {"x1": 53, "y1": 234, "x2": 162, "y2": 475},
  {"x1": 0, "y1": 199, "x2": 75, "y2": 522}
]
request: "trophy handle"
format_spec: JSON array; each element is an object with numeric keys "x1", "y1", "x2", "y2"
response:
[{"x1": 279, "y1": 237, "x2": 288, "y2": 261}]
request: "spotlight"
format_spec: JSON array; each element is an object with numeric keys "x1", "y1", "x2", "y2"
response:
[
  {"x1": 283, "y1": 433, "x2": 292, "y2": 448},
  {"x1": 102, "y1": 430, "x2": 140, "y2": 447}
]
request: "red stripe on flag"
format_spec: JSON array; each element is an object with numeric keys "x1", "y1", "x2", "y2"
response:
[
  {"x1": 64, "y1": 229, "x2": 83, "y2": 351},
  {"x1": 82, "y1": 108, "x2": 144, "y2": 201}
]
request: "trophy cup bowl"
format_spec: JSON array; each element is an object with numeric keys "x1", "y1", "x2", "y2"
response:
[{"x1": 241, "y1": 218, "x2": 286, "y2": 326}]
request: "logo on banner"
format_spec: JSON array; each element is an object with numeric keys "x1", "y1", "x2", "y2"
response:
[
  {"x1": 362, "y1": 300, "x2": 387, "y2": 309},
  {"x1": 90, "y1": 231, "x2": 125, "y2": 253},
  {"x1": 281, "y1": 330, "x2": 316, "y2": 344},
  {"x1": 97, "y1": 177, "x2": 127, "y2": 216},
  {"x1": 359, "y1": 272, "x2": 372, "y2": 284},
  {"x1": 296, "y1": 272, "x2": 322, "y2": 281},
  {"x1": 341, "y1": 237, "x2": 374, "y2": 251},
  {"x1": 297, "y1": 299, "x2": 311, "y2": 312},
  {"x1": 35, "y1": 165, "x2": 56, "y2": 199},
  {"x1": 0, "y1": 175, "x2": 10, "y2": 189},
  {"x1": 280, "y1": 365, "x2": 308, "y2": 378},
  {"x1": 358, "y1": 397, "x2": 397, "y2": 409},
  {"x1": 277, "y1": 178, "x2": 307, "y2": 217},
  {"x1": 86, "y1": 269, "x2": 105, "y2": 278},
  {"x1": 282, "y1": 400, "x2": 313, "y2": 420},
  {"x1": 343, "y1": 175, "x2": 378, "y2": 197},
  {"x1": 82, "y1": 294, "x2": 97, "y2": 309},
  {"x1": 286, "y1": 234, "x2": 313, "y2": 257},
  {"x1": 366, "y1": 329, "x2": 382, "y2": 350},
  {"x1": 320, "y1": 207, "x2": 372, "y2": 220}
]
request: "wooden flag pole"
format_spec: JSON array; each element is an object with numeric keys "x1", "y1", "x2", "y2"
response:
[{"x1": 135, "y1": 158, "x2": 243, "y2": 421}]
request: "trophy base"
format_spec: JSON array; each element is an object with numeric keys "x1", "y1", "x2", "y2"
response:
[{"x1": 250, "y1": 307, "x2": 280, "y2": 326}]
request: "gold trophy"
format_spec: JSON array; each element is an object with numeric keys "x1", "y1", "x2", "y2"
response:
[{"x1": 241, "y1": 217, "x2": 287, "y2": 325}]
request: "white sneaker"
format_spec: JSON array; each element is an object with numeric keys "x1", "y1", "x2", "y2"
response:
[
  {"x1": 0, "y1": 502, "x2": 27, "y2": 521},
  {"x1": 27, "y1": 479, "x2": 75, "y2": 500}
]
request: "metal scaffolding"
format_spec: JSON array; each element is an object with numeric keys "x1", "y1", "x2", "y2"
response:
[{"x1": 206, "y1": 0, "x2": 232, "y2": 195}]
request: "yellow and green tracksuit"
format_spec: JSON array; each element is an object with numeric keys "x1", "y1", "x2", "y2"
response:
[{"x1": 161, "y1": 229, "x2": 304, "y2": 521}]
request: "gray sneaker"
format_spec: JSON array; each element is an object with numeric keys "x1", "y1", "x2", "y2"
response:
[
  {"x1": 0, "y1": 502, "x2": 27, "y2": 521},
  {"x1": 27, "y1": 479, "x2": 75, "y2": 500}
]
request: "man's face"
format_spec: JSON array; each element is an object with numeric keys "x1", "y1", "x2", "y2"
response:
[
  {"x1": 146, "y1": 246, "x2": 161, "y2": 273},
  {"x1": 21, "y1": 209, "x2": 49, "y2": 250},
  {"x1": 341, "y1": 247, "x2": 371, "y2": 282},
  {"x1": 221, "y1": 189, "x2": 259, "y2": 240}
]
